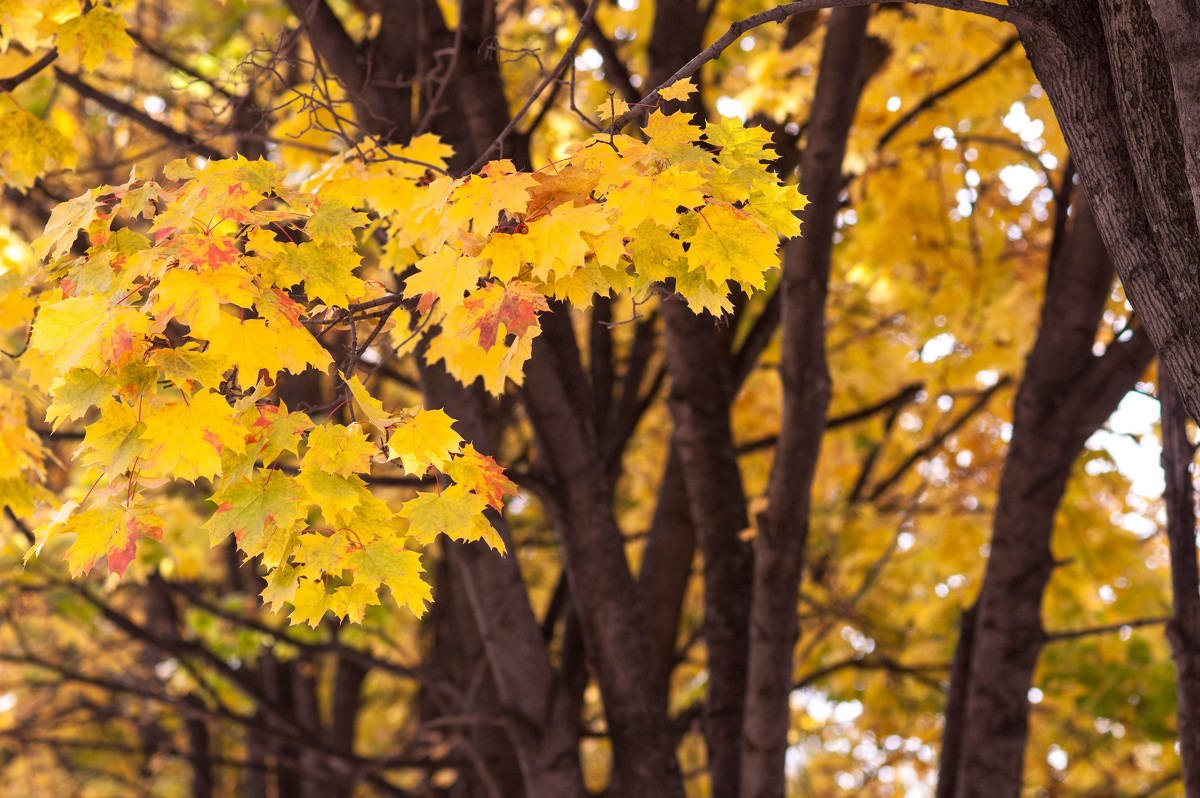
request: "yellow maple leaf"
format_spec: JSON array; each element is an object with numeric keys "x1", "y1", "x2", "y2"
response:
[
  {"x1": 595, "y1": 96, "x2": 630, "y2": 119},
  {"x1": 33, "y1": 188, "x2": 98, "y2": 262},
  {"x1": 305, "y1": 423, "x2": 376, "y2": 477},
  {"x1": 658, "y1": 77, "x2": 697, "y2": 103},
  {"x1": 605, "y1": 168, "x2": 706, "y2": 230},
  {"x1": 205, "y1": 316, "x2": 284, "y2": 387},
  {"x1": 683, "y1": 201, "x2": 780, "y2": 287},
  {"x1": 446, "y1": 443, "x2": 516, "y2": 512},
  {"x1": 0, "y1": 108, "x2": 77, "y2": 190},
  {"x1": 444, "y1": 166, "x2": 538, "y2": 236},
  {"x1": 29, "y1": 295, "x2": 150, "y2": 374},
  {"x1": 345, "y1": 374, "x2": 397, "y2": 431},
  {"x1": 140, "y1": 391, "x2": 247, "y2": 482},
  {"x1": 152, "y1": 266, "x2": 256, "y2": 336},
  {"x1": 31, "y1": 502, "x2": 163, "y2": 577},
  {"x1": 55, "y1": 6, "x2": 134, "y2": 71},
  {"x1": 289, "y1": 578, "x2": 329, "y2": 627},
  {"x1": 400, "y1": 484, "x2": 501, "y2": 551},
  {"x1": 520, "y1": 203, "x2": 611, "y2": 282},
  {"x1": 402, "y1": 247, "x2": 485, "y2": 311},
  {"x1": 76, "y1": 400, "x2": 146, "y2": 475},
  {"x1": 387, "y1": 408, "x2": 462, "y2": 475}
]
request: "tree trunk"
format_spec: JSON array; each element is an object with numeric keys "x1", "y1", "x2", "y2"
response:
[
  {"x1": 422, "y1": 364, "x2": 588, "y2": 798},
  {"x1": 1160, "y1": 370, "x2": 1200, "y2": 798},
  {"x1": 945, "y1": 192, "x2": 1155, "y2": 798},
  {"x1": 661, "y1": 301, "x2": 753, "y2": 798},
  {"x1": 740, "y1": 10, "x2": 871, "y2": 798},
  {"x1": 522, "y1": 305, "x2": 685, "y2": 797}
]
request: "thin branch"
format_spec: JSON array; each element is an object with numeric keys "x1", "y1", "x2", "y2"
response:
[
  {"x1": 866, "y1": 375, "x2": 1011, "y2": 501},
  {"x1": 1044, "y1": 615, "x2": 1170, "y2": 643},
  {"x1": 52, "y1": 68, "x2": 224, "y2": 161},
  {"x1": 735, "y1": 381, "x2": 924, "y2": 455},
  {"x1": 465, "y1": 0, "x2": 603, "y2": 173},
  {"x1": 0, "y1": 50, "x2": 58, "y2": 93},
  {"x1": 608, "y1": 0, "x2": 1050, "y2": 132},
  {"x1": 876, "y1": 34, "x2": 1019, "y2": 149},
  {"x1": 126, "y1": 29, "x2": 233, "y2": 98}
]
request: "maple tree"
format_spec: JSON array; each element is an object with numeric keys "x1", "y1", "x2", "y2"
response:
[{"x1": 0, "y1": 0, "x2": 1198, "y2": 796}]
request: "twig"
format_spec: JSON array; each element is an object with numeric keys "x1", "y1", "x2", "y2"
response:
[
  {"x1": 608, "y1": 0, "x2": 1049, "y2": 133},
  {"x1": 0, "y1": 50, "x2": 58, "y2": 93},
  {"x1": 465, "y1": 0, "x2": 603, "y2": 174}
]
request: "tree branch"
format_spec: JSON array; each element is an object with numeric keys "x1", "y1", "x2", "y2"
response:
[
  {"x1": 877, "y1": 34, "x2": 1020, "y2": 149},
  {"x1": 1043, "y1": 615, "x2": 1170, "y2": 643},
  {"x1": 0, "y1": 50, "x2": 58, "y2": 93},
  {"x1": 52, "y1": 68, "x2": 224, "y2": 161},
  {"x1": 609, "y1": 0, "x2": 1050, "y2": 132}
]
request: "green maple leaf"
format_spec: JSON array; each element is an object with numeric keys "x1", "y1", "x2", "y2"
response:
[
  {"x1": 249, "y1": 403, "x2": 312, "y2": 464},
  {"x1": 203, "y1": 471, "x2": 308, "y2": 556},
  {"x1": 305, "y1": 423, "x2": 376, "y2": 477},
  {"x1": 78, "y1": 402, "x2": 147, "y2": 475},
  {"x1": 400, "y1": 484, "x2": 502, "y2": 550},
  {"x1": 307, "y1": 197, "x2": 369, "y2": 246},
  {"x1": 46, "y1": 368, "x2": 116, "y2": 429},
  {"x1": 148, "y1": 346, "x2": 229, "y2": 390},
  {"x1": 266, "y1": 241, "x2": 365, "y2": 308}
]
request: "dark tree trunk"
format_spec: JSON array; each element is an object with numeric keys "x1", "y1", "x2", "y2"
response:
[
  {"x1": 943, "y1": 192, "x2": 1154, "y2": 798},
  {"x1": 944, "y1": 0, "x2": 1200, "y2": 792},
  {"x1": 522, "y1": 305, "x2": 685, "y2": 797},
  {"x1": 740, "y1": 11, "x2": 870, "y2": 798},
  {"x1": 637, "y1": 449, "x2": 697, "y2": 698},
  {"x1": 422, "y1": 365, "x2": 588, "y2": 798},
  {"x1": 661, "y1": 300, "x2": 754, "y2": 798},
  {"x1": 1160, "y1": 370, "x2": 1200, "y2": 798}
]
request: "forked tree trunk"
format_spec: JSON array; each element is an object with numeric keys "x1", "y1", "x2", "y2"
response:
[
  {"x1": 941, "y1": 191, "x2": 1154, "y2": 798},
  {"x1": 1159, "y1": 370, "x2": 1200, "y2": 798},
  {"x1": 740, "y1": 10, "x2": 871, "y2": 798}
]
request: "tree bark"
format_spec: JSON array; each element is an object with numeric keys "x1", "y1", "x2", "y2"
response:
[
  {"x1": 946, "y1": 191, "x2": 1155, "y2": 798},
  {"x1": 638, "y1": 449, "x2": 697, "y2": 698},
  {"x1": 422, "y1": 364, "x2": 589, "y2": 798},
  {"x1": 740, "y1": 10, "x2": 871, "y2": 798},
  {"x1": 1012, "y1": 0, "x2": 1200, "y2": 449},
  {"x1": 1159, "y1": 369, "x2": 1200, "y2": 798},
  {"x1": 661, "y1": 300, "x2": 753, "y2": 798},
  {"x1": 648, "y1": 8, "x2": 753, "y2": 787},
  {"x1": 522, "y1": 305, "x2": 685, "y2": 797}
]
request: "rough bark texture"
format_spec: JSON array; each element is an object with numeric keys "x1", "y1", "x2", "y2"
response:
[
  {"x1": 739, "y1": 10, "x2": 870, "y2": 798},
  {"x1": 1012, "y1": 0, "x2": 1200, "y2": 442},
  {"x1": 1160, "y1": 369, "x2": 1200, "y2": 798},
  {"x1": 978, "y1": 0, "x2": 1200, "y2": 792},
  {"x1": 638, "y1": 449, "x2": 698, "y2": 697},
  {"x1": 648, "y1": 4, "x2": 754, "y2": 787},
  {"x1": 947, "y1": 193, "x2": 1155, "y2": 798},
  {"x1": 934, "y1": 605, "x2": 976, "y2": 798},
  {"x1": 422, "y1": 366, "x2": 589, "y2": 798},
  {"x1": 522, "y1": 306, "x2": 685, "y2": 797},
  {"x1": 661, "y1": 299, "x2": 753, "y2": 796}
]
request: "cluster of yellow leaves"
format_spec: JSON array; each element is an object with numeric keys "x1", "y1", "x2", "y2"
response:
[
  {"x1": 18, "y1": 81, "x2": 804, "y2": 627},
  {"x1": 0, "y1": 0, "x2": 135, "y2": 187},
  {"x1": 20, "y1": 158, "x2": 512, "y2": 625},
  {"x1": 307, "y1": 79, "x2": 807, "y2": 394}
]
